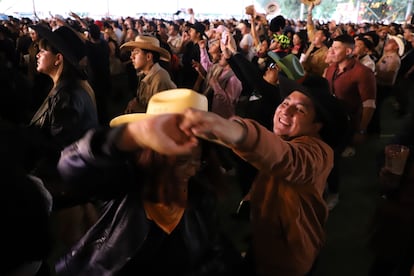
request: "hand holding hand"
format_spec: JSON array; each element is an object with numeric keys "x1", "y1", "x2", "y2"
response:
[
  {"x1": 118, "y1": 114, "x2": 199, "y2": 155},
  {"x1": 180, "y1": 109, "x2": 246, "y2": 146}
]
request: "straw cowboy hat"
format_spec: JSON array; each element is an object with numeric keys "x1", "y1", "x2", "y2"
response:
[
  {"x1": 121, "y1": 35, "x2": 171, "y2": 62},
  {"x1": 268, "y1": 52, "x2": 305, "y2": 81},
  {"x1": 110, "y1": 89, "x2": 208, "y2": 127},
  {"x1": 301, "y1": 0, "x2": 322, "y2": 6},
  {"x1": 29, "y1": 24, "x2": 86, "y2": 78},
  {"x1": 388, "y1": 35, "x2": 405, "y2": 57},
  {"x1": 279, "y1": 75, "x2": 350, "y2": 148}
]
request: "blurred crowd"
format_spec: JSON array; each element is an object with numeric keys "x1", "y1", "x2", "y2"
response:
[{"x1": 1, "y1": 4, "x2": 414, "y2": 276}]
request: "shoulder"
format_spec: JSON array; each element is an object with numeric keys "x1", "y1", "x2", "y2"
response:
[
  {"x1": 291, "y1": 136, "x2": 334, "y2": 160},
  {"x1": 352, "y1": 60, "x2": 374, "y2": 76}
]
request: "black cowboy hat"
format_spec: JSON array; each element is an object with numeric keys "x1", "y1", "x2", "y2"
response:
[
  {"x1": 279, "y1": 75, "x2": 350, "y2": 148},
  {"x1": 0, "y1": 25, "x2": 12, "y2": 37},
  {"x1": 186, "y1": 21, "x2": 207, "y2": 39},
  {"x1": 29, "y1": 24, "x2": 86, "y2": 78}
]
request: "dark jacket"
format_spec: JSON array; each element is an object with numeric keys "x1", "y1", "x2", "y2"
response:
[
  {"x1": 27, "y1": 79, "x2": 98, "y2": 208},
  {"x1": 228, "y1": 53, "x2": 281, "y2": 131},
  {"x1": 55, "y1": 128, "x2": 242, "y2": 276}
]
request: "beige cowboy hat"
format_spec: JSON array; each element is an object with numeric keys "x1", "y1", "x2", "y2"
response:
[
  {"x1": 388, "y1": 35, "x2": 405, "y2": 57},
  {"x1": 121, "y1": 35, "x2": 171, "y2": 62},
  {"x1": 110, "y1": 89, "x2": 208, "y2": 127},
  {"x1": 301, "y1": 0, "x2": 322, "y2": 5}
]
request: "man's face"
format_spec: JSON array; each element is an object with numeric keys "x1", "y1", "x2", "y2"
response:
[
  {"x1": 313, "y1": 30, "x2": 326, "y2": 45},
  {"x1": 353, "y1": 39, "x2": 368, "y2": 56},
  {"x1": 257, "y1": 39, "x2": 269, "y2": 57},
  {"x1": 329, "y1": 41, "x2": 351, "y2": 63},
  {"x1": 384, "y1": 38, "x2": 399, "y2": 53},
  {"x1": 403, "y1": 28, "x2": 413, "y2": 41},
  {"x1": 377, "y1": 29, "x2": 388, "y2": 39},
  {"x1": 130, "y1": 48, "x2": 150, "y2": 71},
  {"x1": 273, "y1": 91, "x2": 321, "y2": 138},
  {"x1": 188, "y1": 28, "x2": 199, "y2": 42}
]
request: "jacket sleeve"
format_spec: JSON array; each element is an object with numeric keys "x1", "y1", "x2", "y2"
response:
[
  {"x1": 50, "y1": 87, "x2": 98, "y2": 149},
  {"x1": 227, "y1": 53, "x2": 263, "y2": 93},
  {"x1": 230, "y1": 118, "x2": 334, "y2": 179},
  {"x1": 57, "y1": 126, "x2": 136, "y2": 201}
]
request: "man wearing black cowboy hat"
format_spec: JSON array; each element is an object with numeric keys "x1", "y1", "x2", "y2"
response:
[{"x1": 177, "y1": 74, "x2": 349, "y2": 276}]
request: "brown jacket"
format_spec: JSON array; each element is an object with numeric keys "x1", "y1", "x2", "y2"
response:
[
  {"x1": 234, "y1": 119, "x2": 333, "y2": 276},
  {"x1": 136, "y1": 63, "x2": 176, "y2": 111},
  {"x1": 302, "y1": 45, "x2": 329, "y2": 77}
]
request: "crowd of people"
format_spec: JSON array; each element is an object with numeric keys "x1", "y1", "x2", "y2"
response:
[{"x1": 1, "y1": 3, "x2": 414, "y2": 276}]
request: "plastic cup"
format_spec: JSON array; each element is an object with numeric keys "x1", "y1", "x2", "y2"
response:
[{"x1": 384, "y1": 144, "x2": 410, "y2": 175}]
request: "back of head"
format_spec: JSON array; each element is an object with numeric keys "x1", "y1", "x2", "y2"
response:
[
  {"x1": 270, "y1": 15, "x2": 286, "y2": 33},
  {"x1": 88, "y1": 23, "x2": 101, "y2": 40}
]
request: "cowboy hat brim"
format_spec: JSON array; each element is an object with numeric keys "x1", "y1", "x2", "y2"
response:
[
  {"x1": 110, "y1": 89, "x2": 208, "y2": 127},
  {"x1": 121, "y1": 41, "x2": 171, "y2": 62},
  {"x1": 110, "y1": 113, "x2": 154, "y2": 127},
  {"x1": 30, "y1": 25, "x2": 78, "y2": 65},
  {"x1": 301, "y1": 0, "x2": 321, "y2": 5},
  {"x1": 268, "y1": 52, "x2": 305, "y2": 81},
  {"x1": 388, "y1": 35, "x2": 405, "y2": 57}
]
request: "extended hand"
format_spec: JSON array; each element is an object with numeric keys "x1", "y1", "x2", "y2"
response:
[
  {"x1": 180, "y1": 108, "x2": 246, "y2": 146},
  {"x1": 118, "y1": 114, "x2": 199, "y2": 155}
]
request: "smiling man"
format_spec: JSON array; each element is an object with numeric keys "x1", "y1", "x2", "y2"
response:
[{"x1": 179, "y1": 75, "x2": 349, "y2": 276}]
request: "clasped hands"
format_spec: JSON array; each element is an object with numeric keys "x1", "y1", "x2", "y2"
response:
[{"x1": 117, "y1": 109, "x2": 245, "y2": 155}]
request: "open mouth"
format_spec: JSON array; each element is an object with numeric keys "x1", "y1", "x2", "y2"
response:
[{"x1": 278, "y1": 117, "x2": 291, "y2": 127}]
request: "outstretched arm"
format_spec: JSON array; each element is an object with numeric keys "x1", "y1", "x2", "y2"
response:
[{"x1": 116, "y1": 114, "x2": 198, "y2": 155}]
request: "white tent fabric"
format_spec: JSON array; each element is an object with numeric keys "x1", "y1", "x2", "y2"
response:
[{"x1": 0, "y1": 0, "x2": 257, "y2": 19}]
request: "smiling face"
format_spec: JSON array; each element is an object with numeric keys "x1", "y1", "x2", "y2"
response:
[{"x1": 273, "y1": 91, "x2": 322, "y2": 139}]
